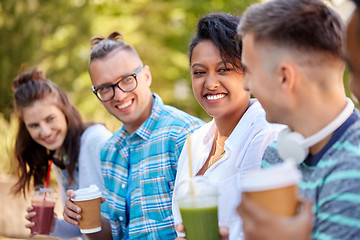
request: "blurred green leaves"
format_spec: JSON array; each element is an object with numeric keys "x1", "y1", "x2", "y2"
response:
[
  {"x1": 0, "y1": 0, "x2": 93, "y2": 118},
  {"x1": 0, "y1": 0, "x2": 355, "y2": 174},
  {"x1": 0, "y1": 0, "x2": 258, "y2": 123},
  {"x1": 0, "y1": 0, "x2": 260, "y2": 173}
]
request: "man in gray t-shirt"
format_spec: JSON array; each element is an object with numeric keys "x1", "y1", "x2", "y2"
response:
[{"x1": 236, "y1": 0, "x2": 360, "y2": 239}]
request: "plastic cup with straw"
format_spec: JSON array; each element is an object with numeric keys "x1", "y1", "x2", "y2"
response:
[
  {"x1": 175, "y1": 135, "x2": 220, "y2": 240},
  {"x1": 30, "y1": 155, "x2": 56, "y2": 235},
  {"x1": 187, "y1": 135, "x2": 194, "y2": 194},
  {"x1": 44, "y1": 159, "x2": 53, "y2": 199}
]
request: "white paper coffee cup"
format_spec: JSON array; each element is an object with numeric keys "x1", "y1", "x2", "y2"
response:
[
  {"x1": 71, "y1": 185, "x2": 102, "y2": 233},
  {"x1": 241, "y1": 161, "x2": 302, "y2": 216}
]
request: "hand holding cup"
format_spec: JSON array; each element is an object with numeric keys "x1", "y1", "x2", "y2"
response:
[
  {"x1": 29, "y1": 187, "x2": 56, "y2": 235},
  {"x1": 66, "y1": 185, "x2": 102, "y2": 234},
  {"x1": 63, "y1": 189, "x2": 82, "y2": 226},
  {"x1": 175, "y1": 223, "x2": 229, "y2": 240},
  {"x1": 240, "y1": 161, "x2": 301, "y2": 217}
]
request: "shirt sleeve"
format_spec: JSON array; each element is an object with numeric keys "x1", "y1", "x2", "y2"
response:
[
  {"x1": 239, "y1": 125, "x2": 282, "y2": 171},
  {"x1": 51, "y1": 124, "x2": 112, "y2": 238},
  {"x1": 78, "y1": 124, "x2": 112, "y2": 191}
]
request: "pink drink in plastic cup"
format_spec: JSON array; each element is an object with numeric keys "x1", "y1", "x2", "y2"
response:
[
  {"x1": 31, "y1": 199, "x2": 55, "y2": 235},
  {"x1": 30, "y1": 188, "x2": 56, "y2": 235}
]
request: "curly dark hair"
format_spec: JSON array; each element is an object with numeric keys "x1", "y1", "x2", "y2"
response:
[{"x1": 188, "y1": 13, "x2": 242, "y2": 71}]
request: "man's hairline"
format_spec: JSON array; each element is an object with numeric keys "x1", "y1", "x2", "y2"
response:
[
  {"x1": 241, "y1": 32, "x2": 287, "y2": 73},
  {"x1": 241, "y1": 31, "x2": 344, "y2": 78},
  {"x1": 89, "y1": 47, "x2": 141, "y2": 68}
]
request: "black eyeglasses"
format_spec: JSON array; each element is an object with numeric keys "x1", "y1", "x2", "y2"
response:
[{"x1": 92, "y1": 66, "x2": 143, "y2": 102}]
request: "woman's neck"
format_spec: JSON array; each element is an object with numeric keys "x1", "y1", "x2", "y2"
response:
[{"x1": 214, "y1": 100, "x2": 251, "y2": 138}]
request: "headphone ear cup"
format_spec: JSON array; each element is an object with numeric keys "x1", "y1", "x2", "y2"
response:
[{"x1": 277, "y1": 128, "x2": 308, "y2": 164}]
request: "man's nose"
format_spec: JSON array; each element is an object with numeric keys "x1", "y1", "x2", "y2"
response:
[{"x1": 112, "y1": 85, "x2": 127, "y2": 101}]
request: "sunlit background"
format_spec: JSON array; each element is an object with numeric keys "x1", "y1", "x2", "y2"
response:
[{"x1": 0, "y1": 0, "x2": 356, "y2": 238}]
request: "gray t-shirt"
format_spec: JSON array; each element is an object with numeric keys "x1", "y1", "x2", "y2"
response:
[{"x1": 262, "y1": 112, "x2": 360, "y2": 239}]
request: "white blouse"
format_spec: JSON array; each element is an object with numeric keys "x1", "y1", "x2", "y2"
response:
[{"x1": 172, "y1": 99, "x2": 285, "y2": 240}]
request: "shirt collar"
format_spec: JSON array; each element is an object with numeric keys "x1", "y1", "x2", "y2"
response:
[
  {"x1": 225, "y1": 99, "x2": 261, "y2": 151},
  {"x1": 304, "y1": 109, "x2": 360, "y2": 167},
  {"x1": 203, "y1": 99, "x2": 262, "y2": 153},
  {"x1": 131, "y1": 93, "x2": 163, "y2": 140},
  {"x1": 113, "y1": 93, "x2": 163, "y2": 145}
]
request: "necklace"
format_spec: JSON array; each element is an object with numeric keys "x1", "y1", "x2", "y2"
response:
[
  {"x1": 197, "y1": 136, "x2": 226, "y2": 175},
  {"x1": 215, "y1": 139, "x2": 226, "y2": 155}
]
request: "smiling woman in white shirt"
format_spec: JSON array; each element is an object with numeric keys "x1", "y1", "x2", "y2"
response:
[{"x1": 172, "y1": 13, "x2": 284, "y2": 240}]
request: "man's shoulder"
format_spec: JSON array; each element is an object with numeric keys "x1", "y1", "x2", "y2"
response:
[
  {"x1": 101, "y1": 127, "x2": 124, "y2": 148},
  {"x1": 156, "y1": 103, "x2": 204, "y2": 127},
  {"x1": 262, "y1": 119, "x2": 360, "y2": 166},
  {"x1": 340, "y1": 118, "x2": 360, "y2": 143},
  {"x1": 81, "y1": 124, "x2": 112, "y2": 143},
  {"x1": 328, "y1": 119, "x2": 360, "y2": 159},
  {"x1": 151, "y1": 93, "x2": 203, "y2": 127}
]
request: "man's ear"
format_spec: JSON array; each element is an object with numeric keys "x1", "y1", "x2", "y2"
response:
[
  {"x1": 278, "y1": 61, "x2": 296, "y2": 92},
  {"x1": 143, "y1": 65, "x2": 152, "y2": 87}
]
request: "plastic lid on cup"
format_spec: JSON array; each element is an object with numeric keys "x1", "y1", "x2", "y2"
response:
[
  {"x1": 175, "y1": 176, "x2": 218, "y2": 208},
  {"x1": 176, "y1": 176, "x2": 218, "y2": 197},
  {"x1": 71, "y1": 185, "x2": 101, "y2": 201},
  {"x1": 31, "y1": 186, "x2": 57, "y2": 201},
  {"x1": 241, "y1": 161, "x2": 302, "y2": 192}
]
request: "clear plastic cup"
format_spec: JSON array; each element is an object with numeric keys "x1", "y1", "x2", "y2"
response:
[
  {"x1": 30, "y1": 187, "x2": 56, "y2": 235},
  {"x1": 175, "y1": 176, "x2": 220, "y2": 240}
]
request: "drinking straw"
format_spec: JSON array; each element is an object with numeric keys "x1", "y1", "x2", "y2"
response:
[
  {"x1": 187, "y1": 135, "x2": 195, "y2": 195},
  {"x1": 44, "y1": 159, "x2": 53, "y2": 200},
  {"x1": 187, "y1": 135, "x2": 193, "y2": 178}
]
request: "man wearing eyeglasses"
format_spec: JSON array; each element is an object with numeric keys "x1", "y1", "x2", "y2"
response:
[{"x1": 63, "y1": 31, "x2": 203, "y2": 240}]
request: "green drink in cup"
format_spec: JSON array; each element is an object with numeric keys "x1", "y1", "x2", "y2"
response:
[{"x1": 175, "y1": 176, "x2": 220, "y2": 240}]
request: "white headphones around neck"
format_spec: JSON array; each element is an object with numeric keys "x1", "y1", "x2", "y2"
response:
[{"x1": 277, "y1": 98, "x2": 354, "y2": 164}]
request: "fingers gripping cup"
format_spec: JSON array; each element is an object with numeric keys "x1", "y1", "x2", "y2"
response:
[
  {"x1": 71, "y1": 185, "x2": 102, "y2": 234},
  {"x1": 31, "y1": 187, "x2": 56, "y2": 235},
  {"x1": 175, "y1": 176, "x2": 220, "y2": 240},
  {"x1": 241, "y1": 161, "x2": 302, "y2": 216}
]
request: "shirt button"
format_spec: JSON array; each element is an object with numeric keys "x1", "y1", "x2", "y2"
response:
[
  {"x1": 121, "y1": 184, "x2": 126, "y2": 188},
  {"x1": 119, "y1": 216, "x2": 123, "y2": 221}
]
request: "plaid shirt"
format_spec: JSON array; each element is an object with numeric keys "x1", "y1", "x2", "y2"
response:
[{"x1": 101, "y1": 94, "x2": 203, "y2": 239}]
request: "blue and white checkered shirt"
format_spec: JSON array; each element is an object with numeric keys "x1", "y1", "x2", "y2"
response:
[{"x1": 100, "y1": 93, "x2": 203, "y2": 239}]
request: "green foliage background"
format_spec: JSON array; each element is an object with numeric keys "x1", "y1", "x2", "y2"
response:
[
  {"x1": 0, "y1": 0, "x2": 259, "y2": 174},
  {"x1": 0, "y1": 0, "x2": 354, "y2": 175}
]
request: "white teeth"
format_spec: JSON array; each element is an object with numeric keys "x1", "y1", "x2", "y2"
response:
[
  {"x1": 206, "y1": 94, "x2": 226, "y2": 100},
  {"x1": 117, "y1": 100, "x2": 132, "y2": 109}
]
